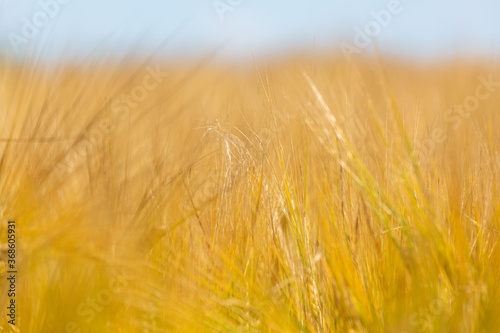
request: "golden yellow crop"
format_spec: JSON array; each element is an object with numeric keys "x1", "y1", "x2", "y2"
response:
[{"x1": 0, "y1": 57, "x2": 499, "y2": 332}]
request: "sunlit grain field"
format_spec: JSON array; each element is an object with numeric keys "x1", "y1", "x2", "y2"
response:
[{"x1": 1, "y1": 58, "x2": 500, "y2": 332}]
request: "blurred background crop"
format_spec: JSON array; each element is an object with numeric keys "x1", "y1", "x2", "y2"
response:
[
  {"x1": 1, "y1": 0, "x2": 500, "y2": 63},
  {"x1": 3, "y1": 2, "x2": 500, "y2": 332}
]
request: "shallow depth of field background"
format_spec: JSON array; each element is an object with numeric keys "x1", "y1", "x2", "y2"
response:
[{"x1": 1, "y1": 1, "x2": 500, "y2": 332}]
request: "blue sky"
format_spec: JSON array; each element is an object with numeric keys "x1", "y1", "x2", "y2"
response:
[{"x1": 1, "y1": 0, "x2": 499, "y2": 63}]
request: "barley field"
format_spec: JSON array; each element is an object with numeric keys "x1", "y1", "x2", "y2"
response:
[{"x1": 1, "y1": 57, "x2": 500, "y2": 332}]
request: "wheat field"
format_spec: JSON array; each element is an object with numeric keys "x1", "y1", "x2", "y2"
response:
[{"x1": 0, "y1": 57, "x2": 500, "y2": 332}]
